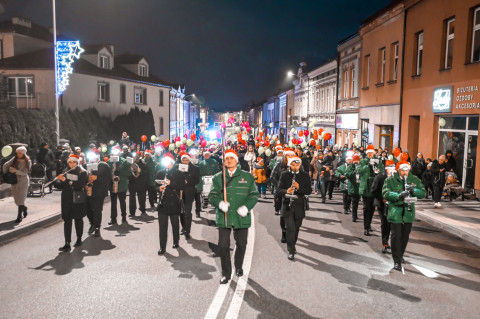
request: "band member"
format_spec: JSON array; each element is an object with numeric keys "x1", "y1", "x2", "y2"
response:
[
  {"x1": 85, "y1": 149, "x2": 112, "y2": 237},
  {"x1": 357, "y1": 145, "x2": 384, "y2": 236},
  {"x1": 345, "y1": 155, "x2": 361, "y2": 222},
  {"x1": 196, "y1": 149, "x2": 220, "y2": 217},
  {"x1": 336, "y1": 153, "x2": 353, "y2": 214},
  {"x1": 56, "y1": 154, "x2": 88, "y2": 251},
  {"x1": 177, "y1": 151, "x2": 200, "y2": 240},
  {"x1": 156, "y1": 153, "x2": 185, "y2": 255},
  {"x1": 129, "y1": 152, "x2": 148, "y2": 216},
  {"x1": 107, "y1": 148, "x2": 132, "y2": 224},
  {"x1": 144, "y1": 150, "x2": 158, "y2": 210},
  {"x1": 371, "y1": 160, "x2": 395, "y2": 253},
  {"x1": 382, "y1": 161, "x2": 426, "y2": 271},
  {"x1": 277, "y1": 156, "x2": 312, "y2": 260},
  {"x1": 209, "y1": 149, "x2": 259, "y2": 284}
]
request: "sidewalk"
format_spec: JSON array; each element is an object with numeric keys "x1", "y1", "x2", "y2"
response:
[
  {"x1": 415, "y1": 198, "x2": 480, "y2": 247},
  {"x1": 0, "y1": 183, "x2": 11, "y2": 199}
]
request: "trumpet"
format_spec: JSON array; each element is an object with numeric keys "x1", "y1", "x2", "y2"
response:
[{"x1": 112, "y1": 162, "x2": 119, "y2": 194}]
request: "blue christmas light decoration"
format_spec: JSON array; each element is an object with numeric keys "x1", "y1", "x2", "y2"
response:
[{"x1": 55, "y1": 41, "x2": 84, "y2": 95}]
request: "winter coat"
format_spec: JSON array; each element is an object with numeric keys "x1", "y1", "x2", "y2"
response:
[
  {"x1": 430, "y1": 160, "x2": 446, "y2": 187},
  {"x1": 3, "y1": 156, "x2": 31, "y2": 206},
  {"x1": 411, "y1": 158, "x2": 426, "y2": 179},
  {"x1": 335, "y1": 163, "x2": 349, "y2": 192},
  {"x1": 36, "y1": 148, "x2": 55, "y2": 170},
  {"x1": 107, "y1": 157, "x2": 131, "y2": 193},
  {"x1": 131, "y1": 160, "x2": 148, "y2": 192},
  {"x1": 445, "y1": 156, "x2": 456, "y2": 172},
  {"x1": 277, "y1": 169, "x2": 312, "y2": 220},
  {"x1": 382, "y1": 172, "x2": 426, "y2": 224},
  {"x1": 196, "y1": 158, "x2": 220, "y2": 192},
  {"x1": 253, "y1": 164, "x2": 267, "y2": 184},
  {"x1": 357, "y1": 157, "x2": 384, "y2": 197},
  {"x1": 156, "y1": 168, "x2": 185, "y2": 215},
  {"x1": 271, "y1": 161, "x2": 287, "y2": 187},
  {"x1": 89, "y1": 161, "x2": 111, "y2": 198},
  {"x1": 209, "y1": 169, "x2": 259, "y2": 229},
  {"x1": 176, "y1": 162, "x2": 200, "y2": 204},
  {"x1": 300, "y1": 155, "x2": 310, "y2": 173},
  {"x1": 144, "y1": 157, "x2": 157, "y2": 187},
  {"x1": 345, "y1": 164, "x2": 360, "y2": 196},
  {"x1": 55, "y1": 166, "x2": 88, "y2": 220},
  {"x1": 371, "y1": 172, "x2": 387, "y2": 206},
  {"x1": 310, "y1": 158, "x2": 319, "y2": 180}
]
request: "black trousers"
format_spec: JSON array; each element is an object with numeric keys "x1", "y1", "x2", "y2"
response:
[
  {"x1": 350, "y1": 194, "x2": 360, "y2": 219},
  {"x1": 280, "y1": 216, "x2": 286, "y2": 235},
  {"x1": 194, "y1": 192, "x2": 201, "y2": 214},
  {"x1": 362, "y1": 196, "x2": 375, "y2": 230},
  {"x1": 432, "y1": 184, "x2": 442, "y2": 203},
  {"x1": 342, "y1": 191, "x2": 351, "y2": 212},
  {"x1": 180, "y1": 199, "x2": 193, "y2": 234},
  {"x1": 86, "y1": 196, "x2": 105, "y2": 228},
  {"x1": 218, "y1": 227, "x2": 248, "y2": 279},
  {"x1": 46, "y1": 169, "x2": 53, "y2": 191},
  {"x1": 111, "y1": 192, "x2": 127, "y2": 221},
  {"x1": 285, "y1": 212, "x2": 303, "y2": 253},
  {"x1": 325, "y1": 180, "x2": 334, "y2": 199},
  {"x1": 390, "y1": 223, "x2": 412, "y2": 264},
  {"x1": 158, "y1": 213, "x2": 180, "y2": 250},
  {"x1": 130, "y1": 189, "x2": 146, "y2": 214},
  {"x1": 64, "y1": 218, "x2": 83, "y2": 242},
  {"x1": 147, "y1": 186, "x2": 157, "y2": 206},
  {"x1": 377, "y1": 202, "x2": 391, "y2": 246}
]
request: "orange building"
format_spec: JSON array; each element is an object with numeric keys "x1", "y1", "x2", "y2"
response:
[
  {"x1": 401, "y1": 0, "x2": 480, "y2": 193},
  {"x1": 359, "y1": 0, "x2": 404, "y2": 151}
]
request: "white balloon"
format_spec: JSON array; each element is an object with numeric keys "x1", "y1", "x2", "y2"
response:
[
  {"x1": 258, "y1": 146, "x2": 265, "y2": 155},
  {"x1": 169, "y1": 144, "x2": 175, "y2": 151},
  {"x1": 186, "y1": 139, "x2": 194, "y2": 146},
  {"x1": 265, "y1": 149, "x2": 272, "y2": 157},
  {"x1": 181, "y1": 137, "x2": 187, "y2": 144},
  {"x1": 301, "y1": 142, "x2": 307, "y2": 148},
  {"x1": 175, "y1": 141, "x2": 181, "y2": 148},
  {"x1": 235, "y1": 127, "x2": 241, "y2": 133},
  {"x1": 289, "y1": 142, "x2": 294, "y2": 148}
]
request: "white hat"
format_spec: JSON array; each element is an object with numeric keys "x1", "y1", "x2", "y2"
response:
[
  {"x1": 16, "y1": 146, "x2": 27, "y2": 155},
  {"x1": 287, "y1": 156, "x2": 302, "y2": 166}
]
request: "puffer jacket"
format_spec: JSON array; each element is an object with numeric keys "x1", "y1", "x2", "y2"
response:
[{"x1": 253, "y1": 164, "x2": 267, "y2": 184}]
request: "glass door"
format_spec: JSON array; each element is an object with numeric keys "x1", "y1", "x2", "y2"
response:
[{"x1": 464, "y1": 134, "x2": 477, "y2": 191}]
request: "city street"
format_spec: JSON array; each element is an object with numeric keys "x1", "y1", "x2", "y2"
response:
[{"x1": 0, "y1": 192, "x2": 479, "y2": 319}]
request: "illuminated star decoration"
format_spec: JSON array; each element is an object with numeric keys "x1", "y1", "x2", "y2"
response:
[{"x1": 55, "y1": 41, "x2": 85, "y2": 95}]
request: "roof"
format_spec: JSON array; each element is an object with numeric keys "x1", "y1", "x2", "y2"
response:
[
  {"x1": 0, "y1": 49, "x2": 173, "y2": 88},
  {"x1": 115, "y1": 54, "x2": 148, "y2": 65},
  {"x1": 360, "y1": 0, "x2": 403, "y2": 27},
  {"x1": 0, "y1": 18, "x2": 57, "y2": 42},
  {"x1": 82, "y1": 44, "x2": 113, "y2": 55}
]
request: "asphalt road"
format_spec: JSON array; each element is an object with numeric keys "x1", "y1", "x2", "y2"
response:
[{"x1": 0, "y1": 191, "x2": 479, "y2": 319}]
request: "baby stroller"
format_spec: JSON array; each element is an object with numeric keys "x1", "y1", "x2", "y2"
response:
[
  {"x1": 28, "y1": 162, "x2": 47, "y2": 197},
  {"x1": 201, "y1": 175, "x2": 214, "y2": 209},
  {"x1": 443, "y1": 172, "x2": 465, "y2": 201}
]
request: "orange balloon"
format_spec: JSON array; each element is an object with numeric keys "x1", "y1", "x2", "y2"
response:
[
  {"x1": 310, "y1": 140, "x2": 316, "y2": 147},
  {"x1": 393, "y1": 148, "x2": 401, "y2": 157},
  {"x1": 318, "y1": 128, "x2": 324, "y2": 135},
  {"x1": 400, "y1": 152, "x2": 409, "y2": 161},
  {"x1": 299, "y1": 130, "x2": 304, "y2": 137},
  {"x1": 316, "y1": 145, "x2": 321, "y2": 150},
  {"x1": 259, "y1": 132, "x2": 263, "y2": 137}
]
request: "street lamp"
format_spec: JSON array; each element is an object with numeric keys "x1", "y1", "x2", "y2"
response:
[{"x1": 52, "y1": 0, "x2": 59, "y2": 146}]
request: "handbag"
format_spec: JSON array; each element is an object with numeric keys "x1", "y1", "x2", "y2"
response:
[
  {"x1": 3, "y1": 172, "x2": 18, "y2": 185},
  {"x1": 73, "y1": 190, "x2": 86, "y2": 204}
]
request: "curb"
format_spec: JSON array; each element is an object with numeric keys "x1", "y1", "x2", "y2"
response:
[
  {"x1": 0, "y1": 196, "x2": 111, "y2": 246},
  {"x1": 416, "y1": 210, "x2": 480, "y2": 248}
]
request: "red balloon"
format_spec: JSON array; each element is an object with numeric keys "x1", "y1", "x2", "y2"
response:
[
  {"x1": 141, "y1": 135, "x2": 147, "y2": 142},
  {"x1": 298, "y1": 130, "x2": 304, "y2": 137},
  {"x1": 324, "y1": 133, "x2": 332, "y2": 141},
  {"x1": 400, "y1": 152, "x2": 409, "y2": 161},
  {"x1": 318, "y1": 128, "x2": 324, "y2": 135},
  {"x1": 304, "y1": 130, "x2": 309, "y2": 136},
  {"x1": 201, "y1": 140, "x2": 207, "y2": 147},
  {"x1": 292, "y1": 139, "x2": 297, "y2": 145},
  {"x1": 393, "y1": 148, "x2": 401, "y2": 157},
  {"x1": 246, "y1": 127, "x2": 251, "y2": 132},
  {"x1": 180, "y1": 144, "x2": 186, "y2": 151},
  {"x1": 199, "y1": 136, "x2": 204, "y2": 140},
  {"x1": 190, "y1": 133, "x2": 196, "y2": 141},
  {"x1": 298, "y1": 138, "x2": 303, "y2": 144},
  {"x1": 183, "y1": 134, "x2": 188, "y2": 139},
  {"x1": 264, "y1": 141, "x2": 270, "y2": 147},
  {"x1": 164, "y1": 140, "x2": 170, "y2": 148},
  {"x1": 175, "y1": 136, "x2": 180, "y2": 142},
  {"x1": 310, "y1": 140, "x2": 316, "y2": 146}
]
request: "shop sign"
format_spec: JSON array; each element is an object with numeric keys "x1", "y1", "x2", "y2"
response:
[
  {"x1": 432, "y1": 86, "x2": 452, "y2": 113},
  {"x1": 336, "y1": 113, "x2": 358, "y2": 130},
  {"x1": 455, "y1": 85, "x2": 480, "y2": 110}
]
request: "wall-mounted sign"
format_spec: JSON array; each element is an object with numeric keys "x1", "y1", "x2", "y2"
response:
[
  {"x1": 432, "y1": 86, "x2": 452, "y2": 113},
  {"x1": 336, "y1": 113, "x2": 358, "y2": 130},
  {"x1": 455, "y1": 85, "x2": 480, "y2": 110}
]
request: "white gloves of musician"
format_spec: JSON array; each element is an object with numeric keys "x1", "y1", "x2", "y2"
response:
[
  {"x1": 219, "y1": 201, "x2": 230, "y2": 212},
  {"x1": 237, "y1": 205, "x2": 249, "y2": 217}
]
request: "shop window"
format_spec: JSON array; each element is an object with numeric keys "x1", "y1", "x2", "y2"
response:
[
  {"x1": 468, "y1": 116, "x2": 479, "y2": 131},
  {"x1": 471, "y1": 7, "x2": 480, "y2": 63},
  {"x1": 444, "y1": 18, "x2": 455, "y2": 69},
  {"x1": 439, "y1": 116, "x2": 467, "y2": 130},
  {"x1": 438, "y1": 131, "x2": 465, "y2": 181}
]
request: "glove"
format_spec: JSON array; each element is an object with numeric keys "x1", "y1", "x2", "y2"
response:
[
  {"x1": 237, "y1": 205, "x2": 249, "y2": 217},
  {"x1": 219, "y1": 201, "x2": 230, "y2": 213},
  {"x1": 398, "y1": 190, "x2": 410, "y2": 201}
]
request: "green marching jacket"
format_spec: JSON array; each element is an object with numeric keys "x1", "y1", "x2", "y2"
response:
[
  {"x1": 107, "y1": 157, "x2": 132, "y2": 193},
  {"x1": 196, "y1": 158, "x2": 221, "y2": 192},
  {"x1": 335, "y1": 163, "x2": 348, "y2": 192},
  {"x1": 345, "y1": 164, "x2": 360, "y2": 196},
  {"x1": 382, "y1": 172, "x2": 426, "y2": 224},
  {"x1": 209, "y1": 168, "x2": 259, "y2": 229},
  {"x1": 357, "y1": 157, "x2": 384, "y2": 197}
]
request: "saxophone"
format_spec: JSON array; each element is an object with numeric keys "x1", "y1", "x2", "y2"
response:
[
  {"x1": 112, "y1": 162, "x2": 119, "y2": 194},
  {"x1": 156, "y1": 169, "x2": 169, "y2": 208}
]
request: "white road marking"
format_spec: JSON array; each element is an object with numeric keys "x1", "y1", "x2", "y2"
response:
[
  {"x1": 411, "y1": 263, "x2": 439, "y2": 278},
  {"x1": 205, "y1": 211, "x2": 255, "y2": 319}
]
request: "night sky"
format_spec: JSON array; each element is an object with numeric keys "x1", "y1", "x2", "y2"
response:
[{"x1": 1, "y1": 0, "x2": 393, "y2": 111}]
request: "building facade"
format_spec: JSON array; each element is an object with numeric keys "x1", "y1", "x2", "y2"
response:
[
  {"x1": 292, "y1": 61, "x2": 309, "y2": 131},
  {"x1": 401, "y1": 0, "x2": 480, "y2": 192}
]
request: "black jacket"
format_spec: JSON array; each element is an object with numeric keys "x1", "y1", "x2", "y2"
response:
[
  {"x1": 131, "y1": 160, "x2": 148, "y2": 191},
  {"x1": 36, "y1": 148, "x2": 55, "y2": 170},
  {"x1": 90, "y1": 161, "x2": 111, "y2": 198},
  {"x1": 412, "y1": 158, "x2": 426, "y2": 179},
  {"x1": 430, "y1": 160, "x2": 446, "y2": 186},
  {"x1": 277, "y1": 169, "x2": 312, "y2": 220},
  {"x1": 177, "y1": 162, "x2": 200, "y2": 203},
  {"x1": 156, "y1": 168, "x2": 186, "y2": 215},
  {"x1": 55, "y1": 166, "x2": 88, "y2": 220},
  {"x1": 370, "y1": 172, "x2": 387, "y2": 204}
]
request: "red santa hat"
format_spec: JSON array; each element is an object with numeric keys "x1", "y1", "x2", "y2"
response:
[
  {"x1": 224, "y1": 149, "x2": 238, "y2": 161},
  {"x1": 352, "y1": 155, "x2": 361, "y2": 162},
  {"x1": 284, "y1": 147, "x2": 295, "y2": 156},
  {"x1": 275, "y1": 145, "x2": 283, "y2": 150},
  {"x1": 257, "y1": 157, "x2": 264, "y2": 164},
  {"x1": 180, "y1": 151, "x2": 191, "y2": 160},
  {"x1": 385, "y1": 160, "x2": 396, "y2": 167},
  {"x1": 67, "y1": 154, "x2": 80, "y2": 163},
  {"x1": 287, "y1": 156, "x2": 302, "y2": 166},
  {"x1": 396, "y1": 160, "x2": 411, "y2": 171},
  {"x1": 277, "y1": 148, "x2": 284, "y2": 154},
  {"x1": 366, "y1": 145, "x2": 376, "y2": 154},
  {"x1": 162, "y1": 153, "x2": 175, "y2": 165}
]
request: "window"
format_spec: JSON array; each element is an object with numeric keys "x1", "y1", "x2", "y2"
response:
[
  {"x1": 159, "y1": 90, "x2": 164, "y2": 106},
  {"x1": 378, "y1": 47, "x2": 386, "y2": 83},
  {"x1": 343, "y1": 69, "x2": 349, "y2": 99},
  {"x1": 139, "y1": 64, "x2": 148, "y2": 77},
  {"x1": 7, "y1": 76, "x2": 34, "y2": 97},
  {"x1": 416, "y1": 32, "x2": 424, "y2": 75},
  {"x1": 471, "y1": 7, "x2": 480, "y2": 63},
  {"x1": 120, "y1": 84, "x2": 126, "y2": 104},
  {"x1": 99, "y1": 55, "x2": 109, "y2": 69},
  {"x1": 391, "y1": 42, "x2": 399, "y2": 80},
  {"x1": 134, "y1": 87, "x2": 146, "y2": 104},
  {"x1": 445, "y1": 18, "x2": 455, "y2": 69},
  {"x1": 351, "y1": 69, "x2": 355, "y2": 97},
  {"x1": 0, "y1": 39, "x2": 3, "y2": 59},
  {"x1": 98, "y1": 82, "x2": 110, "y2": 102},
  {"x1": 159, "y1": 117, "x2": 164, "y2": 135},
  {"x1": 363, "y1": 55, "x2": 370, "y2": 87}
]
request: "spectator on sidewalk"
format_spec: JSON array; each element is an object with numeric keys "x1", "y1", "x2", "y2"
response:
[
  {"x1": 2, "y1": 146, "x2": 31, "y2": 223},
  {"x1": 444, "y1": 150, "x2": 456, "y2": 173},
  {"x1": 411, "y1": 153, "x2": 426, "y2": 180},
  {"x1": 422, "y1": 159, "x2": 433, "y2": 199},
  {"x1": 430, "y1": 155, "x2": 446, "y2": 208},
  {"x1": 36, "y1": 142, "x2": 56, "y2": 192}
]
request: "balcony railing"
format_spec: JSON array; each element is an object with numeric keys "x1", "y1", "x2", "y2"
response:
[{"x1": 8, "y1": 93, "x2": 41, "y2": 109}]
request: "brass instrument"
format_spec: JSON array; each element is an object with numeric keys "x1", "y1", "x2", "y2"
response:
[
  {"x1": 156, "y1": 169, "x2": 169, "y2": 208},
  {"x1": 86, "y1": 181, "x2": 93, "y2": 197},
  {"x1": 403, "y1": 175, "x2": 417, "y2": 211},
  {"x1": 112, "y1": 162, "x2": 119, "y2": 194}
]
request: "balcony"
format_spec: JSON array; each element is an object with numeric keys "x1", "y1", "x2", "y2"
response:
[{"x1": 8, "y1": 93, "x2": 41, "y2": 109}]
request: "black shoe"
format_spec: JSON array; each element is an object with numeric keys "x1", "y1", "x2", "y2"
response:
[
  {"x1": 344, "y1": 210, "x2": 349, "y2": 215},
  {"x1": 393, "y1": 263, "x2": 402, "y2": 271},
  {"x1": 122, "y1": 218, "x2": 127, "y2": 223},
  {"x1": 352, "y1": 217, "x2": 357, "y2": 222},
  {"x1": 108, "y1": 220, "x2": 117, "y2": 225},
  {"x1": 275, "y1": 211, "x2": 280, "y2": 216},
  {"x1": 59, "y1": 243, "x2": 71, "y2": 252},
  {"x1": 329, "y1": 197, "x2": 332, "y2": 200},
  {"x1": 129, "y1": 213, "x2": 135, "y2": 218},
  {"x1": 141, "y1": 210, "x2": 146, "y2": 215},
  {"x1": 172, "y1": 244, "x2": 179, "y2": 249},
  {"x1": 74, "y1": 239, "x2": 82, "y2": 247},
  {"x1": 281, "y1": 234, "x2": 286, "y2": 243},
  {"x1": 220, "y1": 276, "x2": 230, "y2": 284},
  {"x1": 236, "y1": 269, "x2": 243, "y2": 277},
  {"x1": 196, "y1": 213, "x2": 200, "y2": 218},
  {"x1": 185, "y1": 233, "x2": 191, "y2": 240},
  {"x1": 368, "y1": 227, "x2": 372, "y2": 232},
  {"x1": 88, "y1": 225, "x2": 95, "y2": 235},
  {"x1": 401, "y1": 257, "x2": 405, "y2": 263},
  {"x1": 364, "y1": 229, "x2": 370, "y2": 236},
  {"x1": 22, "y1": 206, "x2": 28, "y2": 218},
  {"x1": 322, "y1": 200, "x2": 326, "y2": 204},
  {"x1": 180, "y1": 229, "x2": 185, "y2": 235},
  {"x1": 94, "y1": 228, "x2": 100, "y2": 237},
  {"x1": 382, "y1": 246, "x2": 388, "y2": 254},
  {"x1": 14, "y1": 217, "x2": 22, "y2": 223},
  {"x1": 288, "y1": 252, "x2": 295, "y2": 261},
  {"x1": 158, "y1": 249, "x2": 165, "y2": 255},
  {"x1": 15, "y1": 207, "x2": 22, "y2": 223}
]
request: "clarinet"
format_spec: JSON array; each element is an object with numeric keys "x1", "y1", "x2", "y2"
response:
[{"x1": 157, "y1": 169, "x2": 169, "y2": 208}]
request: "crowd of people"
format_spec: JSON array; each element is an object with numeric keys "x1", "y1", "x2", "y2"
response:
[{"x1": 1, "y1": 128, "x2": 462, "y2": 281}]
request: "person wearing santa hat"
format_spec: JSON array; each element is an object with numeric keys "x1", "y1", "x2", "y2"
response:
[
  {"x1": 277, "y1": 156, "x2": 312, "y2": 260},
  {"x1": 196, "y1": 149, "x2": 220, "y2": 217},
  {"x1": 356, "y1": 144, "x2": 384, "y2": 236},
  {"x1": 177, "y1": 151, "x2": 200, "y2": 240},
  {"x1": 268, "y1": 148, "x2": 284, "y2": 194},
  {"x1": 107, "y1": 148, "x2": 132, "y2": 225},
  {"x1": 129, "y1": 152, "x2": 148, "y2": 217},
  {"x1": 335, "y1": 152, "x2": 354, "y2": 214},
  {"x1": 55, "y1": 154, "x2": 88, "y2": 251},
  {"x1": 345, "y1": 155, "x2": 362, "y2": 222},
  {"x1": 156, "y1": 153, "x2": 186, "y2": 255},
  {"x1": 371, "y1": 160, "x2": 396, "y2": 254},
  {"x1": 209, "y1": 149, "x2": 259, "y2": 284},
  {"x1": 382, "y1": 160, "x2": 426, "y2": 271},
  {"x1": 144, "y1": 150, "x2": 158, "y2": 210},
  {"x1": 253, "y1": 157, "x2": 267, "y2": 198}
]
